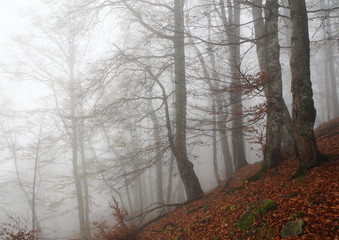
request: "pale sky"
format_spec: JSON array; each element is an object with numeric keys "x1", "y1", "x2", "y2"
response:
[
  {"x1": 0, "y1": 0, "x2": 44, "y2": 110},
  {"x1": 0, "y1": 0, "x2": 29, "y2": 41}
]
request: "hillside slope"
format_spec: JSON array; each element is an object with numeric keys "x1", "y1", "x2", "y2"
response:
[{"x1": 139, "y1": 118, "x2": 339, "y2": 239}]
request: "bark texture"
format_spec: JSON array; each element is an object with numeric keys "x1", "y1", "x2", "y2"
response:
[
  {"x1": 288, "y1": 0, "x2": 323, "y2": 170},
  {"x1": 263, "y1": 0, "x2": 283, "y2": 168},
  {"x1": 252, "y1": 0, "x2": 294, "y2": 168}
]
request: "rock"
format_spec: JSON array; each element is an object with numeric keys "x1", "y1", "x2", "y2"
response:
[
  {"x1": 261, "y1": 199, "x2": 277, "y2": 212},
  {"x1": 280, "y1": 219, "x2": 305, "y2": 238}
]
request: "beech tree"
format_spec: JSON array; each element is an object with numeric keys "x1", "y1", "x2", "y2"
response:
[
  {"x1": 250, "y1": 0, "x2": 295, "y2": 168},
  {"x1": 90, "y1": 0, "x2": 204, "y2": 201},
  {"x1": 288, "y1": 0, "x2": 325, "y2": 172},
  {"x1": 218, "y1": 0, "x2": 247, "y2": 171},
  {"x1": 186, "y1": 6, "x2": 232, "y2": 181},
  {"x1": 322, "y1": 0, "x2": 339, "y2": 119},
  {"x1": 9, "y1": 1, "x2": 94, "y2": 238}
]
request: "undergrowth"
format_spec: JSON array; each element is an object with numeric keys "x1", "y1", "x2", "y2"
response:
[
  {"x1": 93, "y1": 198, "x2": 139, "y2": 240},
  {"x1": 0, "y1": 213, "x2": 40, "y2": 240}
]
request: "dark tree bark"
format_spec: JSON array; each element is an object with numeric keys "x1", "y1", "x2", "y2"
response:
[
  {"x1": 251, "y1": 0, "x2": 295, "y2": 168},
  {"x1": 288, "y1": 0, "x2": 324, "y2": 171},
  {"x1": 172, "y1": 0, "x2": 203, "y2": 200}
]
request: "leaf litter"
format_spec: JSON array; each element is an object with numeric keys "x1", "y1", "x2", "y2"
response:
[{"x1": 139, "y1": 118, "x2": 339, "y2": 239}]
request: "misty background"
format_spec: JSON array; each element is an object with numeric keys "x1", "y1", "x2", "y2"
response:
[{"x1": 0, "y1": 0, "x2": 337, "y2": 239}]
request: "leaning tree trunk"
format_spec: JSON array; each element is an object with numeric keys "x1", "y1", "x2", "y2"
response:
[
  {"x1": 122, "y1": 0, "x2": 203, "y2": 201},
  {"x1": 173, "y1": 0, "x2": 203, "y2": 200},
  {"x1": 288, "y1": 0, "x2": 324, "y2": 172}
]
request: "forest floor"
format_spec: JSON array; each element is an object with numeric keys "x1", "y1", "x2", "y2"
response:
[{"x1": 138, "y1": 118, "x2": 339, "y2": 240}]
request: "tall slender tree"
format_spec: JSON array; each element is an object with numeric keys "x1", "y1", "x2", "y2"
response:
[
  {"x1": 219, "y1": 0, "x2": 247, "y2": 172},
  {"x1": 116, "y1": 0, "x2": 203, "y2": 200}
]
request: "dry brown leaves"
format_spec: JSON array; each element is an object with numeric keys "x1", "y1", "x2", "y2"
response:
[{"x1": 139, "y1": 118, "x2": 339, "y2": 239}]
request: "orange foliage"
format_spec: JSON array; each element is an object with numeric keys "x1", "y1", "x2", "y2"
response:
[
  {"x1": 93, "y1": 198, "x2": 139, "y2": 240},
  {"x1": 0, "y1": 214, "x2": 40, "y2": 240},
  {"x1": 138, "y1": 118, "x2": 339, "y2": 239}
]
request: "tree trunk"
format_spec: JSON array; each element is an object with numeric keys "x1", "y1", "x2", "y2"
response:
[
  {"x1": 155, "y1": 156, "x2": 164, "y2": 206},
  {"x1": 176, "y1": 179, "x2": 186, "y2": 202},
  {"x1": 252, "y1": 0, "x2": 295, "y2": 165},
  {"x1": 282, "y1": 0, "x2": 292, "y2": 59},
  {"x1": 190, "y1": 15, "x2": 233, "y2": 180},
  {"x1": 70, "y1": 76, "x2": 86, "y2": 240},
  {"x1": 216, "y1": 96, "x2": 233, "y2": 178},
  {"x1": 262, "y1": 0, "x2": 283, "y2": 168},
  {"x1": 148, "y1": 168, "x2": 154, "y2": 205},
  {"x1": 326, "y1": 41, "x2": 339, "y2": 118},
  {"x1": 288, "y1": 0, "x2": 324, "y2": 171},
  {"x1": 173, "y1": 0, "x2": 203, "y2": 200},
  {"x1": 79, "y1": 105, "x2": 92, "y2": 240},
  {"x1": 324, "y1": 58, "x2": 331, "y2": 121},
  {"x1": 212, "y1": 101, "x2": 222, "y2": 185},
  {"x1": 149, "y1": 104, "x2": 165, "y2": 210},
  {"x1": 124, "y1": 171, "x2": 134, "y2": 215},
  {"x1": 206, "y1": 9, "x2": 232, "y2": 180},
  {"x1": 219, "y1": 0, "x2": 247, "y2": 171},
  {"x1": 32, "y1": 127, "x2": 42, "y2": 232},
  {"x1": 323, "y1": 0, "x2": 339, "y2": 118},
  {"x1": 137, "y1": 175, "x2": 144, "y2": 211},
  {"x1": 230, "y1": 0, "x2": 247, "y2": 171},
  {"x1": 166, "y1": 154, "x2": 174, "y2": 205},
  {"x1": 79, "y1": 142, "x2": 91, "y2": 239}
]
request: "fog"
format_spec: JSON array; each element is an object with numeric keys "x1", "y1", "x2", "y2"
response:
[{"x1": 0, "y1": 0, "x2": 337, "y2": 239}]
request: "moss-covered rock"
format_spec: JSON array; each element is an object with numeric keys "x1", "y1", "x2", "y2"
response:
[
  {"x1": 261, "y1": 200, "x2": 277, "y2": 212},
  {"x1": 237, "y1": 213, "x2": 255, "y2": 230},
  {"x1": 237, "y1": 200, "x2": 277, "y2": 230}
]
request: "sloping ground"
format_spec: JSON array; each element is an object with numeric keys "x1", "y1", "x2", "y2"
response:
[{"x1": 139, "y1": 118, "x2": 339, "y2": 239}]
